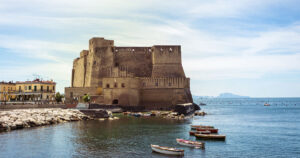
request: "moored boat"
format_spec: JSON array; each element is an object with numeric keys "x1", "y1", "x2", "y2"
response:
[
  {"x1": 189, "y1": 130, "x2": 211, "y2": 136},
  {"x1": 151, "y1": 144, "x2": 184, "y2": 156},
  {"x1": 176, "y1": 139, "x2": 205, "y2": 149},
  {"x1": 196, "y1": 128, "x2": 218, "y2": 133},
  {"x1": 264, "y1": 103, "x2": 270, "y2": 106},
  {"x1": 195, "y1": 134, "x2": 226, "y2": 140},
  {"x1": 191, "y1": 125, "x2": 214, "y2": 130}
]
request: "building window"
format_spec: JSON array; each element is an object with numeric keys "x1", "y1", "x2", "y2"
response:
[
  {"x1": 168, "y1": 83, "x2": 172, "y2": 86},
  {"x1": 53, "y1": 86, "x2": 55, "y2": 91},
  {"x1": 155, "y1": 82, "x2": 158, "y2": 87},
  {"x1": 115, "y1": 63, "x2": 119, "y2": 67},
  {"x1": 19, "y1": 86, "x2": 21, "y2": 92},
  {"x1": 29, "y1": 86, "x2": 31, "y2": 90},
  {"x1": 47, "y1": 86, "x2": 49, "y2": 92},
  {"x1": 114, "y1": 83, "x2": 118, "y2": 88},
  {"x1": 41, "y1": 86, "x2": 43, "y2": 91},
  {"x1": 34, "y1": 86, "x2": 37, "y2": 92},
  {"x1": 106, "y1": 84, "x2": 110, "y2": 88},
  {"x1": 121, "y1": 83, "x2": 125, "y2": 88}
]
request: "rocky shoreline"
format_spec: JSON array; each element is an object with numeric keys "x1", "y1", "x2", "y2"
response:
[{"x1": 0, "y1": 109, "x2": 91, "y2": 132}]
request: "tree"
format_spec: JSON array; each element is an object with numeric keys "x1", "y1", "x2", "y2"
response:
[
  {"x1": 55, "y1": 92, "x2": 63, "y2": 103},
  {"x1": 82, "y1": 94, "x2": 90, "y2": 103}
]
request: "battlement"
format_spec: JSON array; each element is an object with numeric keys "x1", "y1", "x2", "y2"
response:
[
  {"x1": 89, "y1": 37, "x2": 114, "y2": 53},
  {"x1": 141, "y1": 77, "x2": 190, "y2": 89},
  {"x1": 80, "y1": 50, "x2": 89, "y2": 58}
]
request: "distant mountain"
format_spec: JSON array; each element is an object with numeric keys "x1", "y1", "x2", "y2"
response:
[{"x1": 217, "y1": 93, "x2": 250, "y2": 98}]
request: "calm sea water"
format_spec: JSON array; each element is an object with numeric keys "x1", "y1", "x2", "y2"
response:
[{"x1": 0, "y1": 98, "x2": 300, "y2": 158}]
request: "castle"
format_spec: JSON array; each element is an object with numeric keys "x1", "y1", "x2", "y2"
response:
[{"x1": 65, "y1": 37, "x2": 194, "y2": 110}]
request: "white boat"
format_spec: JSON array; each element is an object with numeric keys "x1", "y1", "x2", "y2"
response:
[
  {"x1": 151, "y1": 144, "x2": 184, "y2": 156},
  {"x1": 176, "y1": 138, "x2": 205, "y2": 149}
]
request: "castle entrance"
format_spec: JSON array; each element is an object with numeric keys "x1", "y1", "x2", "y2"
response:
[{"x1": 112, "y1": 99, "x2": 119, "y2": 104}]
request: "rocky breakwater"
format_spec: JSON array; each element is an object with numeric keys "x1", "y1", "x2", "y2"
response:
[{"x1": 0, "y1": 109, "x2": 91, "y2": 132}]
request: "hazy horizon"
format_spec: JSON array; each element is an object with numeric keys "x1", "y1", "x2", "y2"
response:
[{"x1": 1, "y1": 0, "x2": 300, "y2": 97}]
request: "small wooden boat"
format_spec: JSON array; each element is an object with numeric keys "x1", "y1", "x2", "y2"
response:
[
  {"x1": 191, "y1": 125, "x2": 214, "y2": 130},
  {"x1": 176, "y1": 139, "x2": 205, "y2": 149},
  {"x1": 196, "y1": 128, "x2": 218, "y2": 133},
  {"x1": 195, "y1": 134, "x2": 226, "y2": 140},
  {"x1": 189, "y1": 130, "x2": 211, "y2": 136},
  {"x1": 264, "y1": 103, "x2": 270, "y2": 106},
  {"x1": 151, "y1": 144, "x2": 184, "y2": 156}
]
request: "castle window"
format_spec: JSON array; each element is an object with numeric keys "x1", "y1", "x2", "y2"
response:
[
  {"x1": 112, "y1": 99, "x2": 118, "y2": 104},
  {"x1": 121, "y1": 83, "x2": 125, "y2": 88},
  {"x1": 155, "y1": 82, "x2": 158, "y2": 87},
  {"x1": 114, "y1": 83, "x2": 118, "y2": 88},
  {"x1": 115, "y1": 63, "x2": 119, "y2": 67},
  {"x1": 106, "y1": 84, "x2": 110, "y2": 88}
]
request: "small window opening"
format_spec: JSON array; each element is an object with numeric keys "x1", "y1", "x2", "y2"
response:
[
  {"x1": 115, "y1": 63, "x2": 119, "y2": 67},
  {"x1": 121, "y1": 83, "x2": 125, "y2": 88},
  {"x1": 112, "y1": 99, "x2": 119, "y2": 104},
  {"x1": 106, "y1": 84, "x2": 110, "y2": 88},
  {"x1": 114, "y1": 83, "x2": 118, "y2": 88}
]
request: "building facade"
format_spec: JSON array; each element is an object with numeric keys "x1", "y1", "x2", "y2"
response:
[
  {"x1": 65, "y1": 37, "x2": 194, "y2": 109},
  {"x1": 0, "y1": 79, "x2": 56, "y2": 102},
  {"x1": 0, "y1": 82, "x2": 16, "y2": 102},
  {"x1": 15, "y1": 79, "x2": 56, "y2": 101}
]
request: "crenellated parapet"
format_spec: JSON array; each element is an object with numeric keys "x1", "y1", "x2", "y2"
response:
[{"x1": 140, "y1": 77, "x2": 190, "y2": 89}]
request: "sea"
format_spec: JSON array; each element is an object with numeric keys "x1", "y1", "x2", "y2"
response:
[{"x1": 0, "y1": 98, "x2": 300, "y2": 158}]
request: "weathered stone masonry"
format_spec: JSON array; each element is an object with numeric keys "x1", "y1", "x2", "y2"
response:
[{"x1": 65, "y1": 37, "x2": 193, "y2": 109}]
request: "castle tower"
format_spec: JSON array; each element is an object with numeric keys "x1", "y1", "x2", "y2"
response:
[
  {"x1": 151, "y1": 45, "x2": 185, "y2": 78},
  {"x1": 85, "y1": 37, "x2": 114, "y2": 87}
]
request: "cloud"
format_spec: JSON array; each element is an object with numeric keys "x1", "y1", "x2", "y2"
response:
[{"x1": 0, "y1": 0, "x2": 300, "y2": 96}]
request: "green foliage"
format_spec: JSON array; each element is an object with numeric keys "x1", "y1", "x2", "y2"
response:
[
  {"x1": 55, "y1": 92, "x2": 63, "y2": 103},
  {"x1": 82, "y1": 94, "x2": 90, "y2": 103}
]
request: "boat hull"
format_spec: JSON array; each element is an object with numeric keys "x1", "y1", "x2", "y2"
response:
[
  {"x1": 189, "y1": 131, "x2": 211, "y2": 136},
  {"x1": 195, "y1": 134, "x2": 226, "y2": 140},
  {"x1": 191, "y1": 125, "x2": 214, "y2": 130},
  {"x1": 176, "y1": 139, "x2": 205, "y2": 148},
  {"x1": 196, "y1": 128, "x2": 218, "y2": 133},
  {"x1": 151, "y1": 145, "x2": 184, "y2": 156}
]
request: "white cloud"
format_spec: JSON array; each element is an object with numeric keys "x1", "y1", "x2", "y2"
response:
[{"x1": 0, "y1": 0, "x2": 300, "y2": 96}]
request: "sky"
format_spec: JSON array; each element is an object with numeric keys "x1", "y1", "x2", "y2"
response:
[{"x1": 0, "y1": 0, "x2": 300, "y2": 97}]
